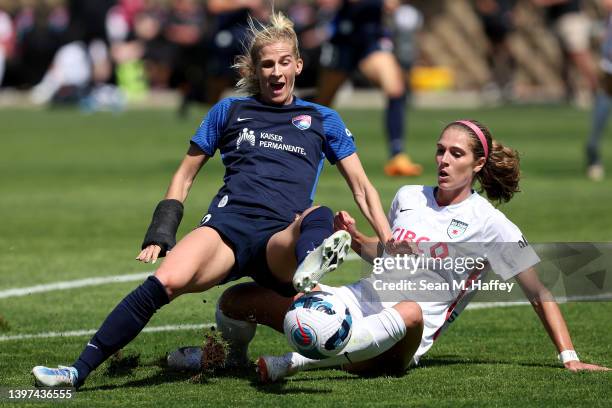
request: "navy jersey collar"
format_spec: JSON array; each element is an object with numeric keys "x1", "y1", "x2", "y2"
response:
[{"x1": 253, "y1": 94, "x2": 298, "y2": 108}]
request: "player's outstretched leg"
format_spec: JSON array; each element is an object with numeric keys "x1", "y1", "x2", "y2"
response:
[
  {"x1": 257, "y1": 304, "x2": 422, "y2": 382},
  {"x1": 292, "y1": 229, "x2": 351, "y2": 293},
  {"x1": 32, "y1": 275, "x2": 170, "y2": 387},
  {"x1": 167, "y1": 303, "x2": 257, "y2": 371},
  {"x1": 256, "y1": 354, "x2": 295, "y2": 383}
]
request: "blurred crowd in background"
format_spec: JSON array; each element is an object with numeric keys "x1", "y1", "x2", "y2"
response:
[{"x1": 0, "y1": 0, "x2": 611, "y2": 111}]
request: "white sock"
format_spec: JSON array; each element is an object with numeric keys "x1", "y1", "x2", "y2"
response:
[
  {"x1": 215, "y1": 305, "x2": 256, "y2": 364},
  {"x1": 289, "y1": 307, "x2": 406, "y2": 371}
]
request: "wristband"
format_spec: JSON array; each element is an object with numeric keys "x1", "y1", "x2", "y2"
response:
[{"x1": 558, "y1": 350, "x2": 579, "y2": 364}]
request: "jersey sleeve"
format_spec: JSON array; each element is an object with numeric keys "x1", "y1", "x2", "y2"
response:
[
  {"x1": 190, "y1": 98, "x2": 233, "y2": 156},
  {"x1": 484, "y1": 213, "x2": 540, "y2": 280},
  {"x1": 319, "y1": 107, "x2": 357, "y2": 164}
]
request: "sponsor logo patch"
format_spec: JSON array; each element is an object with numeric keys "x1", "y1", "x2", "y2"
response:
[
  {"x1": 292, "y1": 115, "x2": 312, "y2": 130},
  {"x1": 236, "y1": 128, "x2": 256, "y2": 149}
]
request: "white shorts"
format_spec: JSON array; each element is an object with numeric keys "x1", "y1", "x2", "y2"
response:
[
  {"x1": 555, "y1": 12, "x2": 591, "y2": 53},
  {"x1": 319, "y1": 281, "x2": 451, "y2": 365}
]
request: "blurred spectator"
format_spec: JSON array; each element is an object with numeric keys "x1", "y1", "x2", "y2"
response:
[
  {"x1": 29, "y1": 40, "x2": 91, "y2": 105},
  {"x1": 316, "y1": 0, "x2": 422, "y2": 177},
  {"x1": 533, "y1": 0, "x2": 598, "y2": 99},
  {"x1": 585, "y1": 0, "x2": 612, "y2": 181},
  {"x1": 106, "y1": 0, "x2": 162, "y2": 103},
  {"x1": 4, "y1": 0, "x2": 71, "y2": 89},
  {"x1": 164, "y1": 0, "x2": 206, "y2": 115},
  {"x1": 474, "y1": 0, "x2": 517, "y2": 99},
  {"x1": 0, "y1": 5, "x2": 15, "y2": 86},
  {"x1": 287, "y1": 0, "x2": 329, "y2": 89},
  {"x1": 387, "y1": 0, "x2": 422, "y2": 75},
  {"x1": 203, "y1": 0, "x2": 269, "y2": 108},
  {"x1": 67, "y1": 0, "x2": 116, "y2": 43},
  {"x1": 30, "y1": 0, "x2": 127, "y2": 108},
  {"x1": 386, "y1": 0, "x2": 422, "y2": 151}
]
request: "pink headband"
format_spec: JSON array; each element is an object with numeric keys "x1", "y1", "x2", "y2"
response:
[{"x1": 454, "y1": 120, "x2": 489, "y2": 159}]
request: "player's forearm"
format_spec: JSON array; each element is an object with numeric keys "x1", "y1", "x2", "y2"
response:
[
  {"x1": 350, "y1": 229, "x2": 380, "y2": 263},
  {"x1": 163, "y1": 147, "x2": 208, "y2": 203},
  {"x1": 353, "y1": 183, "x2": 392, "y2": 244},
  {"x1": 530, "y1": 292, "x2": 575, "y2": 353},
  {"x1": 164, "y1": 171, "x2": 195, "y2": 203}
]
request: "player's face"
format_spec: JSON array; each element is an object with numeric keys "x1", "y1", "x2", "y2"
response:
[
  {"x1": 256, "y1": 41, "x2": 303, "y2": 105},
  {"x1": 436, "y1": 128, "x2": 486, "y2": 196}
]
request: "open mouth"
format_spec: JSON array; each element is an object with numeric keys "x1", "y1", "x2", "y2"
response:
[
  {"x1": 270, "y1": 82, "x2": 285, "y2": 93},
  {"x1": 438, "y1": 169, "x2": 449, "y2": 178}
]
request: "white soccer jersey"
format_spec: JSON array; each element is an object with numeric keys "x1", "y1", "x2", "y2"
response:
[{"x1": 336, "y1": 185, "x2": 540, "y2": 364}]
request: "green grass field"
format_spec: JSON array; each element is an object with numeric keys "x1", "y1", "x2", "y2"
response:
[{"x1": 1, "y1": 105, "x2": 611, "y2": 407}]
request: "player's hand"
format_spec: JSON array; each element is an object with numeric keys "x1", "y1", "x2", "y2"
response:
[
  {"x1": 384, "y1": 238, "x2": 418, "y2": 256},
  {"x1": 136, "y1": 244, "x2": 163, "y2": 264},
  {"x1": 334, "y1": 211, "x2": 357, "y2": 236},
  {"x1": 564, "y1": 361, "x2": 611, "y2": 372}
]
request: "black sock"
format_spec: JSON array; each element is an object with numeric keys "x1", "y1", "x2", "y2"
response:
[
  {"x1": 72, "y1": 276, "x2": 169, "y2": 385},
  {"x1": 295, "y1": 206, "x2": 334, "y2": 265},
  {"x1": 386, "y1": 95, "x2": 407, "y2": 157}
]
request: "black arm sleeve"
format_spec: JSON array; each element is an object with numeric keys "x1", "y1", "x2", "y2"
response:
[{"x1": 141, "y1": 199, "x2": 184, "y2": 257}]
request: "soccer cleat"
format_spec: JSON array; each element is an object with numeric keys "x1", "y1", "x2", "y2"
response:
[
  {"x1": 167, "y1": 345, "x2": 249, "y2": 371},
  {"x1": 167, "y1": 346, "x2": 203, "y2": 372},
  {"x1": 587, "y1": 164, "x2": 604, "y2": 181},
  {"x1": 32, "y1": 365, "x2": 78, "y2": 387},
  {"x1": 384, "y1": 153, "x2": 423, "y2": 177},
  {"x1": 293, "y1": 230, "x2": 351, "y2": 293},
  {"x1": 256, "y1": 354, "x2": 294, "y2": 383}
]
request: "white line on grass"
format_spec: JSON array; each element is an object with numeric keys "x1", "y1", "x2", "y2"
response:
[
  {"x1": 0, "y1": 253, "x2": 609, "y2": 343},
  {"x1": 0, "y1": 324, "x2": 214, "y2": 342},
  {"x1": 0, "y1": 273, "x2": 153, "y2": 299},
  {"x1": 466, "y1": 292, "x2": 612, "y2": 309},
  {"x1": 1, "y1": 293, "x2": 610, "y2": 343},
  {"x1": 0, "y1": 253, "x2": 361, "y2": 300}
]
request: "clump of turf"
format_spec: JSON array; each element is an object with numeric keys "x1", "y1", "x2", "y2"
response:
[
  {"x1": 201, "y1": 328, "x2": 228, "y2": 371},
  {"x1": 188, "y1": 327, "x2": 229, "y2": 383},
  {"x1": 0, "y1": 315, "x2": 10, "y2": 331},
  {"x1": 106, "y1": 350, "x2": 140, "y2": 377}
]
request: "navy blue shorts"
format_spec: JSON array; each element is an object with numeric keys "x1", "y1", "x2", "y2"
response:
[
  {"x1": 320, "y1": 36, "x2": 392, "y2": 72},
  {"x1": 198, "y1": 211, "x2": 297, "y2": 296}
]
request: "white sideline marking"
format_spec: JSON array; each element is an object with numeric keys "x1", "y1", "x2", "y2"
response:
[
  {"x1": 0, "y1": 272, "x2": 152, "y2": 300},
  {"x1": 0, "y1": 254, "x2": 361, "y2": 300},
  {"x1": 0, "y1": 253, "x2": 609, "y2": 343},
  {"x1": 0, "y1": 324, "x2": 214, "y2": 342},
  {"x1": 2, "y1": 294, "x2": 610, "y2": 343},
  {"x1": 466, "y1": 292, "x2": 612, "y2": 310}
]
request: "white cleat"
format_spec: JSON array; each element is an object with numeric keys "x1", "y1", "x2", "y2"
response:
[
  {"x1": 256, "y1": 354, "x2": 294, "y2": 383},
  {"x1": 587, "y1": 164, "x2": 604, "y2": 181},
  {"x1": 167, "y1": 346, "x2": 203, "y2": 372},
  {"x1": 293, "y1": 230, "x2": 351, "y2": 293},
  {"x1": 32, "y1": 365, "x2": 78, "y2": 387}
]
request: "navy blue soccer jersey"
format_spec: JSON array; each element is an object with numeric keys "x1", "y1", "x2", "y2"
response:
[{"x1": 191, "y1": 96, "x2": 357, "y2": 222}]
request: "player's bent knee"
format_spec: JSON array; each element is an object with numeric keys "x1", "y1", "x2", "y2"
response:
[
  {"x1": 297, "y1": 206, "x2": 333, "y2": 230},
  {"x1": 386, "y1": 86, "x2": 406, "y2": 100},
  {"x1": 217, "y1": 283, "x2": 253, "y2": 316},
  {"x1": 394, "y1": 301, "x2": 423, "y2": 329},
  {"x1": 152, "y1": 271, "x2": 181, "y2": 300}
]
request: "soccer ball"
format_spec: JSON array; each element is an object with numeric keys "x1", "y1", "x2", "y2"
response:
[{"x1": 283, "y1": 291, "x2": 353, "y2": 359}]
